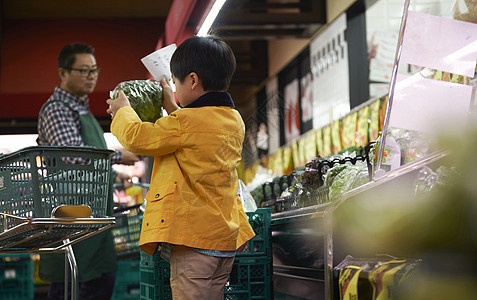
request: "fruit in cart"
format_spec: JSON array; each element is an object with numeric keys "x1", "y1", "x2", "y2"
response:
[{"x1": 110, "y1": 79, "x2": 163, "y2": 123}]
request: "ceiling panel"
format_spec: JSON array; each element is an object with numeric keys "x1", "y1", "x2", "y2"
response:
[{"x1": 1, "y1": 0, "x2": 173, "y2": 19}]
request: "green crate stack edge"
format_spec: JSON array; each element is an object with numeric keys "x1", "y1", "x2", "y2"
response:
[
  {"x1": 140, "y1": 208, "x2": 273, "y2": 300},
  {"x1": 0, "y1": 255, "x2": 34, "y2": 300},
  {"x1": 112, "y1": 209, "x2": 143, "y2": 258},
  {"x1": 112, "y1": 259, "x2": 141, "y2": 300},
  {"x1": 111, "y1": 207, "x2": 144, "y2": 300}
]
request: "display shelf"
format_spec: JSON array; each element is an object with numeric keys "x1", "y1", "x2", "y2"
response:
[
  {"x1": 323, "y1": 152, "x2": 449, "y2": 300},
  {"x1": 271, "y1": 205, "x2": 327, "y2": 299}
]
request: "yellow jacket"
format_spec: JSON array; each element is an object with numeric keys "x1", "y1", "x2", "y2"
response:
[{"x1": 111, "y1": 93, "x2": 255, "y2": 256}]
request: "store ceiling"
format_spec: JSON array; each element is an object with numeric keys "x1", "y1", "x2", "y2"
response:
[
  {"x1": 2, "y1": 0, "x2": 326, "y2": 91},
  {"x1": 1, "y1": 0, "x2": 173, "y2": 19}
]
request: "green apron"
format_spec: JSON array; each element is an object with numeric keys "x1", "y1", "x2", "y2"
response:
[{"x1": 39, "y1": 100, "x2": 118, "y2": 283}]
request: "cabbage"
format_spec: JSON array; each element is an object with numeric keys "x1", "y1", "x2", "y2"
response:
[
  {"x1": 110, "y1": 80, "x2": 163, "y2": 123},
  {"x1": 326, "y1": 161, "x2": 370, "y2": 201}
]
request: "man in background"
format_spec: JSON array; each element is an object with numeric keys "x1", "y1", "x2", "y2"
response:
[{"x1": 37, "y1": 42, "x2": 138, "y2": 299}]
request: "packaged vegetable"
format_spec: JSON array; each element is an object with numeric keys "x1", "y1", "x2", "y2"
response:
[
  {"x1": 329, "y1": 163, "x2": 359, "y2": 201},
  {"x1": 325, "y1": 161, "x2": 370, "y2": 201},
  {"x1": 110, "y1": 79, "x2": 163, "y2": 123}
]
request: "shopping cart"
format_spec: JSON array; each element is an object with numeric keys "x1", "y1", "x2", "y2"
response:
[
  {"x1": 0, "y1": 146, "x2": 116, "y2": 300},
  {"x1": 112, "y1": 182, "x2": 149, "y2": 259}
]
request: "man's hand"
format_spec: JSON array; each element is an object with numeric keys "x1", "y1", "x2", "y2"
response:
[
  {"x1": 106, "y1": 90, "x2": 130, "y2": 119},
  {"x1": 120, "y1": 149, "x2": 139, "y2": 165},
  {"x1": 115, "y1": 172, "x2": 134, "y2": 190}
]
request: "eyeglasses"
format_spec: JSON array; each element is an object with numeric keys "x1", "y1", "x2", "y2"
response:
[{"x1": 66, "y1": 67, "x2": 101, "y2": 77}]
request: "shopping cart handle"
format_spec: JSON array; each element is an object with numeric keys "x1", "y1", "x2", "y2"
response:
[
  {"x1": 113, "y1": 203, "x2": 143, "y2": 214},
  {"x1": 51, "y1": 205, "x2": 92, "y2": 218},
  {"x1": 113, "y1": 182, "x2": 150, "y2": 189}
]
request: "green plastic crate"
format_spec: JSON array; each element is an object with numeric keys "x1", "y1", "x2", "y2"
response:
[
  {"x1": 140, "y1": 251, "x2": 172, "y2": 300},
  {"x1": 139, "y1": 252, "x2": 272, "y2": 300},
  {"x1": 0, "y1": 146, "x2": 113, "y2": 225},
  {"x1": 236, "y1": 208, "x2": 272, "y2": 257},
  {"x1": 225, "y1": 257, "x2": 272, "y2": 300},
  {"x1": 111, "y1": 259, "x2": 141, "y2": 300},
  {"x1": 0, "y1": 257, "x2": 34, "y2": 300},
  {"x1": 139, "y1": 208, "x2": 272, "y2": 299},
  {"x1": 113, "y1": 208, "x2": 143, "y2": 258}
]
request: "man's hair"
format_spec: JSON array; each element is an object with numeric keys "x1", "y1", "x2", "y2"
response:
[
  {"x1": 57, "y1": 43, "x2": 95, "y2": 69},
  {"x1": 170, "y1": 35, "x2": 236, "y2": 91}
]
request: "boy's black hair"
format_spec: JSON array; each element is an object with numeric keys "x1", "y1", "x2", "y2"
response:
[
  {"x1": 170, "y1": 35, "x2": 236, "y2": 91},
  {"x1": 58, "y1": 43, "x2": 95, "y2": 69}
]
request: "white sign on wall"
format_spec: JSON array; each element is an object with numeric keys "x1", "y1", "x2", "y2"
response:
[
  {"x1": 284, "y1": 79, "x2": 301, "y2": 144},
  {"x1": 310, "y1": 13, "x2": 350, "y2": 129},
  {"x1": 300, "y1": 72, "x2": 313, "y2": 123},
  {"x1": 266, "y1": 76, "x2": 280, "y2": 154}
]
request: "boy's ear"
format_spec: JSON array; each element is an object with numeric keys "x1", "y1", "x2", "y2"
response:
[{"x1": 190, "y1": 72, "x2": 199, "y2": 89}]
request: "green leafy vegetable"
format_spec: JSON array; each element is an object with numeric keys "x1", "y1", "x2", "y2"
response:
[
  {"x1": 323, "y1": 164, "x2": 348, "y2": 187},
  {"x1": 111, "y1": 80, "x2": 163, "y2": 123},
  {"x1": 325, "y1": 161, "x2": 370, "y2": 201}
]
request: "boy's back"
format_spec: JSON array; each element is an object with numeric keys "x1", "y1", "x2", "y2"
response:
[{"x1": 107, "y1": 35, "x2": 255, "y2": 299}]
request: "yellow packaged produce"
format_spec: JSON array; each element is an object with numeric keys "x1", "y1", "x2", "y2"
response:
[
  {"x1": 339, "y1": 265, "x2": 362, "y2": 300},
  {"x1": 369, "y1": 260, "x2": 407, "y2": 300}
]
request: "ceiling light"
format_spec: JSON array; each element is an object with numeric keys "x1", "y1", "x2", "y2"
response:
[{"x1": 197, "y1": 0, "x2": 227, "y2": 36}]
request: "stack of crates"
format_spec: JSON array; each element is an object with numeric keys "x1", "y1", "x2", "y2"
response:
[
  {"x1": 111, "y1": 259, "x2": 141, "y2": 300},
  {"x1": 111, "y1": 205, "x2": 144, "y2": 300},
  {"x1": 112, "y1": 206, "x2": 143, "y2": 258},
  {"x1": 140, "y1": 251, "x2": 172, "y2": 299},
  {"x1": 230, "y1": 207, "x2": 272, "y2": 299},
  {"x1": 0, "y1": 255, "x2": 34, "y2": 300},
  {"x1": 140, "y1": 208, "x2": 272, "y2": 299}
]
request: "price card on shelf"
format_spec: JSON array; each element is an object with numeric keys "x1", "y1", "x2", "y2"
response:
[
  {"x1": 389, "y1": 74, "x2": 474, "y2": 133},
  {"x1": 401, "y1": 10, "x2": 477, "y2": 77},
  {"x1": 141, "y1": 43, "x2": 177, "y2": 81}
]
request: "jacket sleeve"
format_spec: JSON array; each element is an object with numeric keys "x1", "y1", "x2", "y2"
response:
[{"x1": 111, "y1": 106, "x2": 181, "y2": 156}]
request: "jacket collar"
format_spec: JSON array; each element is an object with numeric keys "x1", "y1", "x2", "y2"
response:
[{"x1": 184, "y1": 92, "x2": 235, "y2": 108}]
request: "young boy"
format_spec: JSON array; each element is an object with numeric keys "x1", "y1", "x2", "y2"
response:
[{"x1": 106, "y1": 35, "x2": 255, "y2": 299}]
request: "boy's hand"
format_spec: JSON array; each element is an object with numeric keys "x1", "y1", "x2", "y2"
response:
[
  {"x1": 160, "y1": 78, "x2": 179, "y2": 114},
  {"x1": 106, "y1": 90, "x2": 131, "y2": 119}
]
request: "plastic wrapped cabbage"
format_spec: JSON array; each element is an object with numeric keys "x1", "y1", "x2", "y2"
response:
[
  {"x1": 110, "y1": 80, "x2": 163, "y2": 123},
  {"x1": 325, "y1": 161, "x2": 370, "y2": 201}
]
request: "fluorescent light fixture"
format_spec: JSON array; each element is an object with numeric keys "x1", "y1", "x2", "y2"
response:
[{"x1": 197, "y1": 0, "x2": 227, "y2": 36}]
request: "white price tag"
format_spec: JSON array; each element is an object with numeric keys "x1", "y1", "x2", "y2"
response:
[{"x1": 141, "y1": 44, "x2": 177, "y2": 81}]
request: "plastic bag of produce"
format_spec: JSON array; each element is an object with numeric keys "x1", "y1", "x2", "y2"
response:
[
  {"x1": 348, "y1": 162, "x2": 371, "y2": 190},
  {"x1": 390, "y1": 128, "x2": 430, "y2": 165},
  {"x1": 110, "y1": 79, "x2": 163, "y2": 123},
  {"x1": 325, "y1": 161, "x2": 370, "y2": 201},
  {"x1": 238, "y1": 179, "x2": 258, "y2": 212},
  {"x1": 370, "y1": 134, "x2": 401, "y2": 172},
  {"x1": 329, "y1": 164, "x2": 359, "y2": 201}
]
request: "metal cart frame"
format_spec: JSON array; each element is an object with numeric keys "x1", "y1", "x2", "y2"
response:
[{"x1": 0, "y1": 208, "x2": 115, "y2": 300}]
